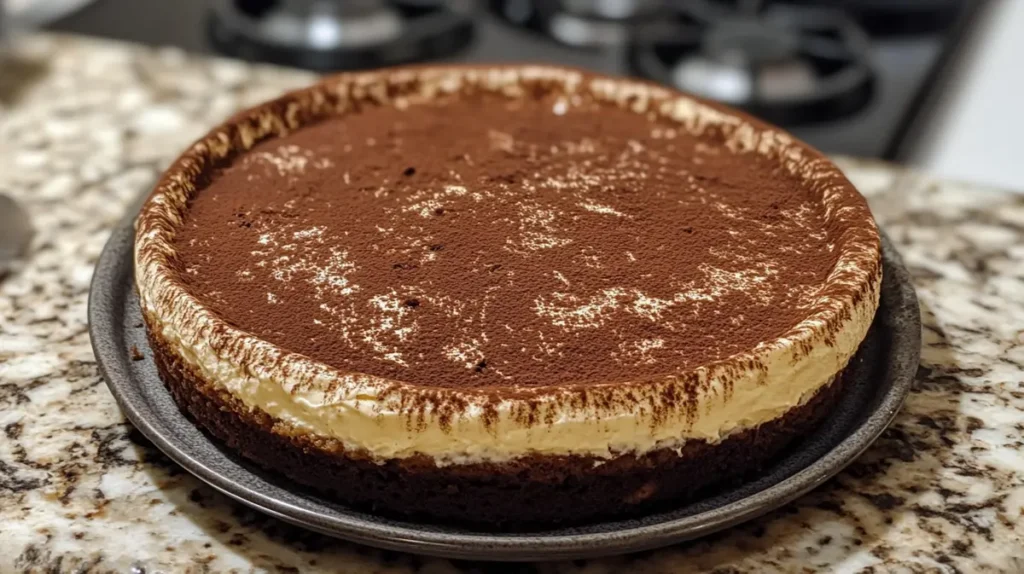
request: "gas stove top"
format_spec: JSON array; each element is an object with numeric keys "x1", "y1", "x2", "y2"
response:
[{"x1": 48, "y1": 0, "x2": 986, "y2": 159}]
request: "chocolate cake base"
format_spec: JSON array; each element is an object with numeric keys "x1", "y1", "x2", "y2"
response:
[{"x1": 146, "y1": 324, "x2": 848, "y2": 530}]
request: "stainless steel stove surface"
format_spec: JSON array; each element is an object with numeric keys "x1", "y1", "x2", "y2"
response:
[{"x1": 48, "y1": 0, "x2": 986, "y2": 159}]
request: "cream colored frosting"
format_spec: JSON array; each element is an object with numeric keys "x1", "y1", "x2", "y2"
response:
[{"x1": 135, "y1": 65, "x2": 882, "y2": 465}]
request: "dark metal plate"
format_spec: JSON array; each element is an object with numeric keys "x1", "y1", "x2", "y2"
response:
[{"x1": 89, "y1": 224, "x2": 919, "y2": 561}]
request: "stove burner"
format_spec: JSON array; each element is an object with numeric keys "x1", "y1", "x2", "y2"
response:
[
  {"x1": 705, "y1": 0, "x2": 965, "y2": 35},
  {"x1": 489, "y1": 0, "x2": 667, "y2": 48},
  {"x1": 208, "y1": 0, "x2": 474, "y2": 71},
  {"x1": 628, "y1": 1, "x2": 874, "y2": 124}
]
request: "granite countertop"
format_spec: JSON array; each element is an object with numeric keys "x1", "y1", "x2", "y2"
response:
[{"x1": 1, "y1": 35, "x2": 1022, "y2": 574}]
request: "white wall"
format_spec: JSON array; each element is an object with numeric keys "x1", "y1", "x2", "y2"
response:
[{"x1": 907, "y1": 0, "x2": 1024, "y2": 192}]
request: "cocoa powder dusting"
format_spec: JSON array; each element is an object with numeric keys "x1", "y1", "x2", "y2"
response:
[{"x1": 174, "y1": 89, "x2": 844, "y2": 389}]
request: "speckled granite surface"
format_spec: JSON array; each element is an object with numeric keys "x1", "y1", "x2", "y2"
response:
[{"x1": 1, "y1": 34, "x2": 1022, "y2": 574}]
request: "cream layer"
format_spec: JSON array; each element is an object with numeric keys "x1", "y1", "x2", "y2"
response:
[{"x1": 138, "y1": 281, "x2": 875, "y2": 464}]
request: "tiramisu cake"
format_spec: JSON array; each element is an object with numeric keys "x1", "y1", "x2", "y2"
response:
[{"x1": 136, "y1": 65, "x2": 881, "y2": 528}]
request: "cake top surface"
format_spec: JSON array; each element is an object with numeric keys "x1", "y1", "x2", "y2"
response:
[{"x1": 169, "y1": 75, "x2": 855, "y2": 390}]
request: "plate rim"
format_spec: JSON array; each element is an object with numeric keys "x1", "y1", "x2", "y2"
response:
[{"x1": 89, "y1": 224, "x2": 919, "y2": 561}]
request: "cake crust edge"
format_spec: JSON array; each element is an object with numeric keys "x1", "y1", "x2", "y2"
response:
[{"x1": 146, "y1": 319, "x2": 852, "y2": 529}]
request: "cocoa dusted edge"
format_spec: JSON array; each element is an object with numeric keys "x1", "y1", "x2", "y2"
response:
[{"x1": 134, "y1": 64, "x2": 881, "y2": 528}]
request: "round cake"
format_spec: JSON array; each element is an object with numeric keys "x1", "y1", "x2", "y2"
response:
[{"x1": 135, "y1": 65, "x2": 881, "y2": 529}]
